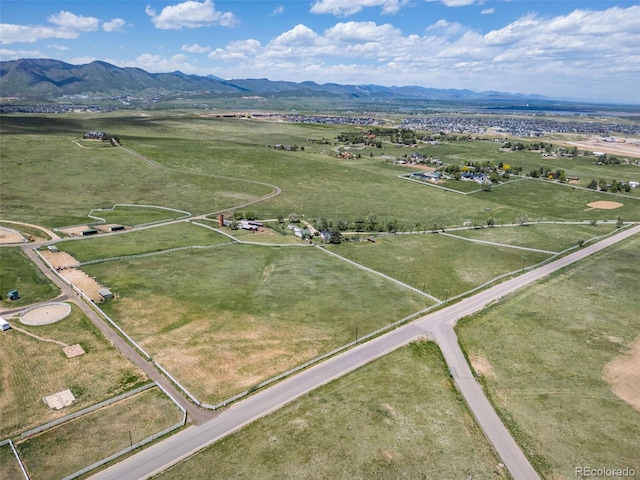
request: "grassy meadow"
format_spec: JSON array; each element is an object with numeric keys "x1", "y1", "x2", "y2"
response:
[
  {"x1": 89, "y1": 243, "x2": 432, "y2": 403},
  {"x1": 457, "y1": 235, "x2": 640, "y2": 478},
  {"x1": 0, "y1": 304, "x2": 147, "y2": 438},
  {"x1": 158, "y1": 341, "x2": 508, "y2": 480},
  {"x1": 0, "y1": 247, "x2": 59, "y2": 309},
  {"x1": 0, "y1": 443, "x2": 23, "y2": 480},
  {"x1": 2, "y1": 113, "x2": 640, "y2": 232},
  {"x1": 56, "y1": 221, "x2": 232, "y2": 262},
  {"x1": 328, "y1": 232, "x2": 551, "y2": 298},
  {"x1": 17, "y1": 387, "x2": 183, "y2": 480}
]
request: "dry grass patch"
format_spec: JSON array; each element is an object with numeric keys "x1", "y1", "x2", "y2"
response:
[
  {"x1": 604, "y1": 335, "x2": 640, "y2": 411},
  {"x1": 17, "y1": 387, "x2": 183, "y2": 480},
  {"x1": 0, "y1": 305, "x2": 146, "y2": 438},
  {"x1": 158, "y1": 342, "x2": 507, "y2": 480},
  {"x1": 92, "y1": 246, "x2": 431, "y2": 404}
]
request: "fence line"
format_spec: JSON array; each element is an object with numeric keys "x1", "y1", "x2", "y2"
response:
[
  {"x1": 153, "y1": 361, "x2": 202, "y2": 407},
  {"x1": 62, "y1": 421, "x2": 185, "y2": 480},
  {"x1": 21, "y1": 383, "x2": 156, "y2": 439},
  {"x1": 315, "y1": 245, "x2": 441, "y2": 303},
  {"x1": 77, "y1": 241, "x2": 237, "y2": 266},
  {"x1": 33, "y1": 249, "x2": 152, "y2": 361}
]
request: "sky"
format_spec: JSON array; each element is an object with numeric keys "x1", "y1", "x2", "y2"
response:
[{"x1": 1, "y1": 0, "x2": 639, "y2": 104}]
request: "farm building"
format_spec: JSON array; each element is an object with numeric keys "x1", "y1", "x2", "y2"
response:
[
  {"x1": 0, "y1": 317, "x2": 10, "y2": 331},
  {"x1": 98, "y1": 288, "x2": 114, "y2": 300},
  {"x1": 7, "y1": 290, "x2": 19, "y2": 301},
  {"x1": 47, "y1": 245, "x2": 59, "y2": 252}
]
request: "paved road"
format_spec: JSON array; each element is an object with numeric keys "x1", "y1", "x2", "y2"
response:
[{"x1": 90, "y1": 224, "x2": 640, "y2": 480}]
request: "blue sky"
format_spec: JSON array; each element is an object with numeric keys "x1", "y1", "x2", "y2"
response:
[{"x1": 1, "y1": 0, "x2": 639, "y2": 103}]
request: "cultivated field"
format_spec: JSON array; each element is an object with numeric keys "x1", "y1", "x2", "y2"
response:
[
  {"x1": 457, "y1": 235, "x2": 640, "y2": 478},
  {"x1": 158, "y1": 341, "x2": 508, "y2": 480}
]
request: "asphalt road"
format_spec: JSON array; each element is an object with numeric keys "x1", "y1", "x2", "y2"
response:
[{"x1": 89, "y1": 224, "x2": 640, "y2": 480}]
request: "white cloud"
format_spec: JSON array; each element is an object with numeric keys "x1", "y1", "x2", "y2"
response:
[
  {"x1": 116, "y1": 5, "x2": 639, "y2": 102},
  {"x1": 310, "y1": 0, "x2": 408, "y2": 16},
  {"x1": 272, "y1": 24, "x2": 319, "y2": 47},
  {"x1": 182, "y1": 43, "x2": 211, "y2": 53},
  {"x1": 271, "y1": 6, "x2": 285, "y2": 16},
  {"x1": 47, "y1": 11, "x2": 100, "y2": 32},
  {"x1": 0, "y1": 48, "x2": 45, "y2": 60},
  {"x1": 146, "y1": 0, "x2": 238, "y2": 30},
  {"x1": 481, "y1": 8, "x2": 494, "y2": 15},
  {"x1": 0, "y1": 10, "x2": 104, "y2": 44},
  {"x1": 103, "y1": 18, "x2": 126, "y2": 33}
]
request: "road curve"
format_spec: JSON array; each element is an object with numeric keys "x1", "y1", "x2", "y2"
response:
[{"x1": 90, "y1": 224, "x2": 639, "y2": 480}]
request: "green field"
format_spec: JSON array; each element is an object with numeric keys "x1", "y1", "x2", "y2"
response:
[
  {"x1": 56, "y1": 221, "x2": 232, "y2": 262},
  {"x1": 4, "y1": 113, "x2": 639, "y2": 231},
  {"x1": 457, "y1": 235, "x2": 640, "y2": 478},
  {"x1": 158, "y1": 341, "x2": 508, "y2": 480},
  {"x1": 0, "y1": 248, "x2": 59, "y2": 309},
  {"x1": 448, "y1": 222, "x2": 619, "y2": 252},
  {"x1": 17, "y1": 387, "x2": 183, "y2": 480},
  {"x1": 328, "y1": 232, "x2": 551, "y2": 298},
  {"x1": 89, "y1": 244, "x2": 431, "y2": 403},
  {"x1": 0, "y1": 443, "x2": 23, "y2": 480},
  {"x1": 2, "y1": 112, "x2": 639, "y2": 477},
  {"x1": 0, "y1": 304, "x2": 147, "y2": 438}
]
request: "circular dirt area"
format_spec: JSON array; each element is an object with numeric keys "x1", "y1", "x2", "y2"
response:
[
  {"x1": 21, "y1": 302, "x2": 72, "y2": 325},
  {"x1": 587, "y1": 201, "x2": 624, "y2": 210}
]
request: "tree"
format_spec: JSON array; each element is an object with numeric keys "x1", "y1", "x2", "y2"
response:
[
  {"x1": 288, "y1": 213, "x2": 299, "y2": 223},
  {"x1": 518, "y1": 214, "x2": 529, "y2": 226},
  {"x1": 328, "y1": 229, "x2": 343, "y2": 244},
  {"x1": 487, "y1": 217, "x2": 495, "y2": 227}
]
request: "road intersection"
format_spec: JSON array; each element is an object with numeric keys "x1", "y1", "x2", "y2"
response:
[{"x1": 87, "y1": 223, "x2": 639, "y2": 480}]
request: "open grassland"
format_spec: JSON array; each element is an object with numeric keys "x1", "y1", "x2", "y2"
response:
[
  {"x1": 3, "y1": 113, "x2": 640, "y2": 232},
  {"x1": 457, "y1": 235, "x2": 640, "y2": 478},
  {"x1": 329, "y1": 233, "x2": 550, "y2": 298},
  {"x1": 482, "y1": 179, "x2": 640, "y2": 222},
  {"x1": 0, "y1": 247, "x2": 59, "y2": 309},
  {"x1": 88, "y1": 205, "x2": 189, "y2": 227},
  {"x1": 158, "y1": 341, "x2": 507, "y2": 480},
  {"x1": 89, "y1": 245, "x2": 432, "y2": 403},
  {"x1": 0, "y1": 118, "x2": 273, "y2": 228},
  {"x1": 0, "y1": 443, "x2": 22, "y2": 480},
  {"x1": 17, "y1": 387, "x2": 183, "y2": 480},
  {"x1": 57, "y1": 221, "x2": 231, "y2": 262},
  {"x1": 448, "y1": 222, "x2": 619, "y2": 252},
  {"x1": 0, "y1": 304, "x2": 147, "y2": 438}
]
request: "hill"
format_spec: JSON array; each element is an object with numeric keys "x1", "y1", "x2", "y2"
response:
[{"x1": 1, "y1": 58, "x2": 546, "y2": 104}]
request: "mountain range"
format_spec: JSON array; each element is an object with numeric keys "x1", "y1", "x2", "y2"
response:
[{"x1": 0, "y1": 58, "x2": 549, "y2": 104}]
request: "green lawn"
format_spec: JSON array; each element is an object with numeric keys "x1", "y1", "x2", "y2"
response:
[
  {"x1": 457, "y1": 235, "x2": 640, "y2": 478},
  {"x1": 158, "y1": 341, "x2": 508, "y2": 480}
]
